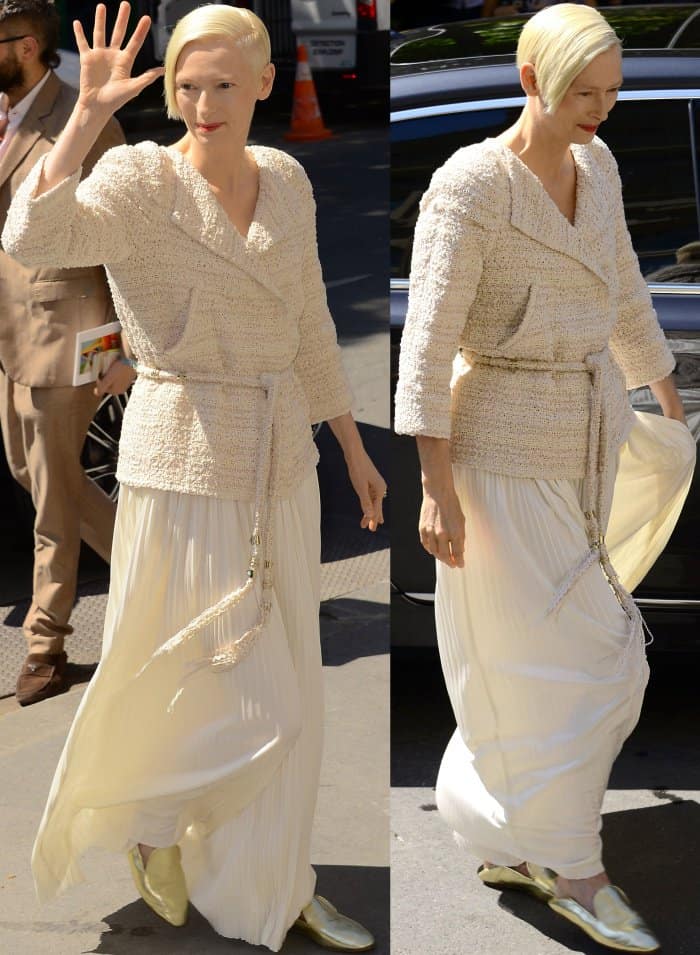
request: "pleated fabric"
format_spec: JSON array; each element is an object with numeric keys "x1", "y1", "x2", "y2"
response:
[
  {"x1": 435, "y1": 411, "x2": 695, "y2": 879},
  {"x1": 31, "y1": 471, "x2": 322, "y2": 951}
]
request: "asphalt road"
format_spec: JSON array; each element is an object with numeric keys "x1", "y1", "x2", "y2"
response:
[{"x1": 391, "y1": 649, "x2": 700, "y2": 955}]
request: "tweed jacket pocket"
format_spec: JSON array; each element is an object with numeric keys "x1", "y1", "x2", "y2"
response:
[
  {"x1": 495, "y1": 283, "x2": 548, "y2": 359},
  {"x1": 160, "y1": 287, "x2": 223, "y2": 374}
]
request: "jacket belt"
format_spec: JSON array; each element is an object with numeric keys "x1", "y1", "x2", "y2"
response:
[
  {"x1": 466, "y1": 347, "x2": 649, "y2": 660},
  {"x1": 132, "y1": 363, "x2": 288, "y2": 675}
]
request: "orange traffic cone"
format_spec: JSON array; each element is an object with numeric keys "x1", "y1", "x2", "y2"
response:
[{"x1": 285, "y1": 44, "x2": 333, "y2": 142}]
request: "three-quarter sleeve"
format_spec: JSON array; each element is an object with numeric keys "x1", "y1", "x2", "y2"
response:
[
  {"x1": 394, "y1": 159, "x2": 490, "y2": 438},
  {"x1": 2, "y1": 144, "x2": 135, "y2": 269},
  {"x1": 293, "y1": 171, "x2": 353, "y2": 423},
  {"x1": 606, "y1": 155, "x2": 675, "y2": 389}
]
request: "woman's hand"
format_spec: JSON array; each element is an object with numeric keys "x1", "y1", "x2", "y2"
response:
[
  {"x1": 419, "y1": 487, "x2": 465, "y2": 568},
  {"x1": 38, "y1": 2, "x2": 162, "y2": 194},
  {"x1": 346, "y1": 449, "x2": 386, "y2": 532},
  {"x1": 415, "y1": 435, "x2": 465, "y2": 568},
  {"x1": 74, "y1": 2, "x2": 164, "y2": 118},
  {"x1": 649, "y1": 374, "x2": 688, "y2": 426},
  {"x1": 327, "y1": 412, "x2": 386, "y2": 532}
]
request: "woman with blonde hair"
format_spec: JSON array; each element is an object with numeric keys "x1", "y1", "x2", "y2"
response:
[
  {"x1": 3, "y1": 3, "x2": 383, "y2": 950},
  {"x1": 395, "y1": 4, "x2": 694, "y2": 951}
]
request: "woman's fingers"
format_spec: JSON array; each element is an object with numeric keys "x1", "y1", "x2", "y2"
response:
[
  {"x1": 421, "y1": 532, "x2": 464, "y2": 568},
  {"x1": 374, "y1": 491, "x2": 384, "y2": 527},
  {"x1": 93, "y1": 3, "x2": 107, "y2": 48},
  {"x1": 434, "y1": 531, "x2": 453, "y2": 565},
  {"x1": 419, "y1": 500, "x2": 466, "y2": 568},
  {"x1": 366, "y1": 478, "x2": 386, "y2": 530},
  {"x1": 78, "y1": 3, "x2": 152, "y2": 68},
  {"x1": 129, "y1": 65, "x2": 166, "y2": 96},
  {"x1": 109, "y1": 1, "x2": 131, "y2": 49},
  {"x1": 360, "y1": 487, "x2": 381, "y2": 532},
  {"x1": 448, "y1": 533, "x2": 465, "y2": 569},
  {"x1": 73, "y1": 18, "x2": 89, "y2": 55},
  {"x1": 123, "y1": 15, "x2": 155, "y2": 61},
  {"x1": 352, "y1": 461, "x2": 386, "y2": 533}
]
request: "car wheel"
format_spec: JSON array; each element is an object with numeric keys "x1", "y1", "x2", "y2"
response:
[{"x1": 81, "y1": 391, "x2": 129, "y2": 502}]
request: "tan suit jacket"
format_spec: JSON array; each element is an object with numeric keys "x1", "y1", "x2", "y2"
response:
[{"x1": 0, "y1": 70, "x2": 124, "y2": 387}]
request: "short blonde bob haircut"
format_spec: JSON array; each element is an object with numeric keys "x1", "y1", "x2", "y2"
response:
[
  {"x1": 517, "y1": 4, "x2": 620, "y2": 114},
  {"x1": 163, "y1": 4, "x2": 271, "y2": 120}
]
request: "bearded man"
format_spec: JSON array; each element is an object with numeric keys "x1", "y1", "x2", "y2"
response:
[{"x1": 0, "y1": 0, "x2": 131, "y2": 705}]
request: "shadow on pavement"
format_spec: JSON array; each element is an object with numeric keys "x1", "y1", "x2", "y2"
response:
[
  {"x1": 321, "y1": 598, "x2": 388, "y2": 666},
  {"x1": 609, "y1": 653, "x2": 700, "y2": 792},
  {"x1": 64, "y1": 661, "x2": 98, "y2": 690},
  {"x1": 390, "y1": 650, "x2": 452, "y2": 788},
  {"x1": 494, "y1": 799, "x2": 700, "y2": 953},
  {"x1": 88, "y1": 864, "x2": 389, "y2": 955}
]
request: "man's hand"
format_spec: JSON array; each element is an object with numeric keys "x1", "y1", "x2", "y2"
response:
[{"x1": 94, "y1": 357, "x2": 135, "y2": 396}]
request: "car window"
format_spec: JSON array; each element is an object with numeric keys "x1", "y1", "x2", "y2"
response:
[
  {"x1": 391, "y1": 7, "x2": 700, "y2": 65},
  {"x1": 391, "y1": 98, "x2": 700, "y2": 280},
  {"x1": 604, "y1": 98, "x2": 700, "y2": 277},
  {"x1": 675, "y1": 14, "x2": 700, "y2": 48}
]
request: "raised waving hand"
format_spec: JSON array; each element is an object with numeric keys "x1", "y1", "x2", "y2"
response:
[
  {"x1": 34, "y1": 3, "x2": 164, "y2": 195},
  {"x1": 74, "y1": 2, "x2": 164, "y2": 117}
]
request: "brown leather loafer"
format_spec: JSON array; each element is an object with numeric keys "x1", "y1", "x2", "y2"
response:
[{"x1": 16, "y1": 651, "x2": 68, "y2": 706}]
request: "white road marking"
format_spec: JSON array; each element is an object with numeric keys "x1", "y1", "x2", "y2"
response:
[{"x1": 325, "y1": 274, "x2": 372, "y2": 289}]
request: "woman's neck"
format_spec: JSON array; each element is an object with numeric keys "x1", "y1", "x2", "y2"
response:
[
  {"x1": 173, "y1": 133, "x2": 251, "y2": 195},
  {"x1": 499, "y1": 112, "x2": 572, "y2": 181}
]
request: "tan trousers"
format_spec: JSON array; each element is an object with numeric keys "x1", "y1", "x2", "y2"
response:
[{"x1": 0, "y1": 370, "x2": 116, "y2": 654}]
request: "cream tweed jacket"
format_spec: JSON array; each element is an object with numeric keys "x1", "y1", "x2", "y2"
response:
[
  {"x1": 394, "y1": 136, "x2": 675, "y2": 481},
  {"x1": 2, "y1": 141, "x2": 353, "y2": 500}
]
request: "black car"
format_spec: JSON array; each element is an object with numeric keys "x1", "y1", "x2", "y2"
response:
[{"x1": 391, "y1": 7, "x2": 700, "y2": 650}]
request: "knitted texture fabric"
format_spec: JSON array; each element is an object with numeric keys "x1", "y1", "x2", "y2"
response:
[
  {"x1": 2, "y1": 141, "x2": 353, "y2": 501},
  {"x1": 394, "y1": 136, "x2": 675, "y2": 480}
]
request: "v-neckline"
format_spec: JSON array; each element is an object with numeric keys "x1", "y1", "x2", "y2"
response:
[
  {"x1": 490, "y1": 139, "x2": 583, "y2": 230},
  {"x1": 165, "y1": 144, "x2": 265, "y2": 245}
]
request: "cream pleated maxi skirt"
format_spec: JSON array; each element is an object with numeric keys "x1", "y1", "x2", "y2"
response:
[
  {"x1": 31, "y1": 471, "x2": 322, "y2": 952},
  {"x1": 435, "y1": 411, "x2": 695, "y2": 879}
]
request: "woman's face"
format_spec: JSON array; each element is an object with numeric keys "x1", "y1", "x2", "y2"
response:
[
  {"x1": 551, "y1": 45, "x2": 623, "y2": 144},
  {"x1": 174, "y1": 35, "x2": 274, "y2": 145}
]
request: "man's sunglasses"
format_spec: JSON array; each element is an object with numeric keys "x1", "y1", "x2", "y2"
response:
[{"x1": 0, "y1": 35, "x2": 31, "y2": 45}]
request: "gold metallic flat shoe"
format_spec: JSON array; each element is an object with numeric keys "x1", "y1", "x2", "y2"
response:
[
  {"x1": 127, "y1": 845, "x2": 188, "y2": 927},
  {"x1": 548, "y1": 885, "x2": 660, "y2": 952},
  {"x1": 294, "y1": 894, "x2": 374, "y2": 951},
  {"x1": 477, "y1": 862, "x2": 558, "y2": 903}
]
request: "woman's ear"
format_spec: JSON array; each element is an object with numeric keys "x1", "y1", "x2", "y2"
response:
[
  {"x1": 258, "y1": 62, "x2": 276, "y2": 101},
  {"x1": 519, "y1": 61, "x2": 538, "y2": 97}
]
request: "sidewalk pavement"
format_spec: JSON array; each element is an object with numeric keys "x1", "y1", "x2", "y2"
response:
[
  {"x1": 0, "y1": 580, "x2": 389, "y2": 955},
  {"x1": 391, "y1": 654, "x2": 700, "y2": 955},
  {"x1": 392, "y1": 785, "x2": 700, "y2": 955}
]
